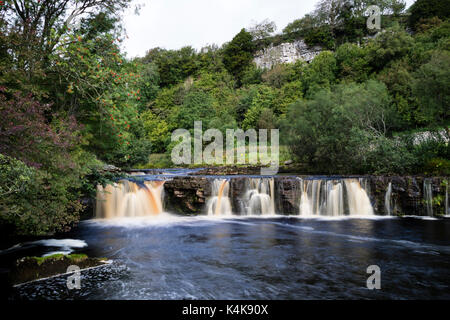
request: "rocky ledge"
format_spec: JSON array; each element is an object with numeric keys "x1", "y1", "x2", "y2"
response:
[
  {"x1": 9, "y1": 254, "x2": 109, "y2": 285},
  {"x1": 162, "y1": 174, "x2": 449, "y2": 216}
]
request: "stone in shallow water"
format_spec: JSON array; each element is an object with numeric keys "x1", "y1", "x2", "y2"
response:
[
  {"x1": 12, "y1": 261, "x2": 129, "y2": 300},
  {"x1": 9, "y1": 254, "x2": 109, "y2": 285}
]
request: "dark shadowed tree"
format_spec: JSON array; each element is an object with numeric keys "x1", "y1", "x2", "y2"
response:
[
  {"x1": 409, "y1": 0, "x2": 450, "y2": 30},
  {"x1": 223, "y1": 29, "x2": 255, "y2": 86}
]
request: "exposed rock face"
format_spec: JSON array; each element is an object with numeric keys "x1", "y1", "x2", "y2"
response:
[
  {"x1": 9, "y1": 254, "x2": 109, "y2": 285},
  {"x1": 162, "y1": 175, "x2": 449, "y2": 217},
  {"x1": 368, "y1": 176, "x2": 448, "y2": 216},
  {"x1": 254, "y1": 39, "x2": 322, "y2": 69},
  {"x1": 101, "y1": 164, "x2": 121, "y2": 173},
  {"x1": 163, "y1": 177, "x2": 211, "y2": 214}
]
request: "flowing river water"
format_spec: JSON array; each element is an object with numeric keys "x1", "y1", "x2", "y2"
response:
[{"x1": 3, "y1": 171, "x2": 450, "y2": 300}]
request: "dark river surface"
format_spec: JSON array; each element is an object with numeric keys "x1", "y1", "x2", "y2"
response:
[{"x1": 8, "y1": 215, "x2": 450, "y2": 300}]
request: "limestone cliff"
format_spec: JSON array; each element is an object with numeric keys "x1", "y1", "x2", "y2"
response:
[{"x1": 253, "y1": 39, "x2": 322, "y2": 69}]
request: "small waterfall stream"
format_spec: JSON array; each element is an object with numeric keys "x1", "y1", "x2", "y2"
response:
[
  {"x1": 207, "y1": 179, "x2": 232, "y2": 216},
  {"x1": 243, "y1": 178, "x2": 275, "y2": 215},
  {"x1": 298, "y1": 178, "x2": 374, "y2": 216},
  {"x1": 96, "y1": 180, "x2": 165, "y2": 218},
  {"x1": 385, "y1": 182, "x2": 393, "y2": 216},
  {"x1": 423, "y1": 179, "x2": 434, "y2": 217},
  {"x1": 446, "y1": 182, "x2": 449, "y2": 216},
  {"x1": 95, "y1": 175, "x2": 449, "y2": 218}
]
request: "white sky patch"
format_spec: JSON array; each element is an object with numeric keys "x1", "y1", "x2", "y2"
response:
[{"x1": 121, "y1": 0, "x2": 417, "y2": 58}]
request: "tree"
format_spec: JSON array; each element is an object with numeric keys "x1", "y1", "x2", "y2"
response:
[
  {"x1": 241, "y1": 64, "x2": 264, "y2": 86},
  {"x1": 0, "y1": 154, "x2": 84, "y2": 236},
  {"x1": 137, "y1": 62, "x2": 160, "y2": 108},
  {"x1": 377, "y1": 58, "x2": 416, "y2": 127},
  {"x1": 413, "y1": 51, "x2": 450, "y2": 126},
  {"x1": 173, "y1": 90, "x2": 216, "y2": 130},
  {"x1": 242, "y1": 85, "x2": 277, "y2": 130},
  {"x1": 1, "y1": 0, "x2": 131, "y2": 70},
  {"x1": 262, "y1": 64, "x2": 294, "y2": 89},
  {"x1": 0, "y1": 87, "x2": 80, "y2": 169},
  {"x1": 223, "y1": 29, "x2": 255, "y2": 86},
  {"x1": 142, "y1": 111, "x2": 170, "y2": 153},
  {"x1": 143, "y1": 46, "x2": 199, "y2": 88},
  {"x1": 283, "y1": 14, "x2": 318, "y2": 35},
  {"x1": 302, "y1": 51, "x2": 338, "y2": 96},
  {"x1": 282, "y1": 80, "x2": 402, "y2": 174},
  {"x1": 409, "y1": 0, "x2": 450, "y2": 30},
  {"x1": 335, "y1": 43, "x2": 371, "y2": 82},
  {"x1": 248, "y1": 19, "x2": 277, "y2": 40},
  {"x1": 366, "y1": 26, "x2": 414, "y2": 71},
  {"x1": 275, "y1": 80, "x2": 304, "y2": 116}
]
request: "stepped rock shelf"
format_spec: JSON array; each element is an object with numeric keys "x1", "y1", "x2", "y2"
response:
[{"x1": 95, "y1": 168, "x2": 449, "y2": 218}]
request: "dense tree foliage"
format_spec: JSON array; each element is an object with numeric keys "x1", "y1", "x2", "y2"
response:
[
  {"x1": 1, "y1": 0, "x2": 449, "y2": 236},
  {"x1": 408, "y1": 0, "x2": 450, "y2": 30},
  {"x1": 223, "y1": 29, "x2": 255, "y2": 85}
]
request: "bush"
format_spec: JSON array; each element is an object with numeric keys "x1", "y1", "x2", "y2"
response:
[
  {"x1": 409, "y1": 0, "x2": 450, "y2": 30},
  {"x1": 0, "y1": 154, "x2": 83, "y2": 236},
  {"x1": 424, "y1": 158, "x2": 450, "y2": 175},
  {"x1": 281, "y1": 80, "x2": 403, "y2": 174}
]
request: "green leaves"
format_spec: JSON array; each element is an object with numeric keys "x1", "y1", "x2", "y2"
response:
[
  {"x1": 413, "y1": 50, "x2": 450, "y2": 126},
  {"x1": 223, "y1": 29, "x2": 255, "y2": 85},
  {"x1": 282, "y1": 80, "x2": 402, "y2": 174}
]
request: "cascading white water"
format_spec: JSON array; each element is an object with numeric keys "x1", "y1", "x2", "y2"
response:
[
  {"x1": 345, "y1": 180, "x2": 374, "y2": 215},
  {"x1": 326, "y1": 182, "x2": 344, "y2": 216},
  {"x1": 243, "y1": 178, "x2": 275, "y2": 215},
  {"x1": 207, "y1": 179, "x2": 232, "y2": 216},
  {"x1": 446, "y1": 182, "x2": 449, "y2": 216},
  {"x1": 385, "y1": 182, "x2": 393, "y2": 216},
  {"x1": 423, "y1": 179, "x2": 434, "y2": 217},
  {"x1": 298, "y1": 178, "x2": 374, "y2": 216},
  {"x1": 96, "y1": 180, "x2": 165, "y2": 219}
]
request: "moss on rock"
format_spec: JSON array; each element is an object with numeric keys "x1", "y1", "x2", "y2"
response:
[{"x1": 9, "y1": 254, "x2": 109, "y2": 285}]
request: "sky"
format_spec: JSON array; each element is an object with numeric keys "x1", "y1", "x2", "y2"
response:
[{"x1": 121, "y1": 0, "x2": 416, "y2": 58}]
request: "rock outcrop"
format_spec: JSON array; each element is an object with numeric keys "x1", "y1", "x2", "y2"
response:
[
  {"x1": 162, "y1": 174, "x2": 449, "y2": 217},
  {"x1": 9, "y1": 254, "x2": 110, "y2": 285},
  {"x1": 254, "y1": 39, "x2": 322, "y2": 69}
]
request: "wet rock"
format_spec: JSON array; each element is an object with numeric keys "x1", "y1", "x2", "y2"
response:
[
  {"x1": 9, "y1": 254, "x2": 110, "y2": 285},
  {"x1": 161, "y1": 175, "x2": 449, "y2": 217},
  {"x1": 101, "y1": 164, "x2": 121, "y2": 173},
  {"x1": 164, "y1": 177, "x2": 211, "y2": 214}
]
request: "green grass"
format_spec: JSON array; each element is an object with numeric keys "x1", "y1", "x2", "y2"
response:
[
  {"x1": 135, "y1": 145, "x2": 294, "y2": 169},
  {"x1": 31, "y1": 253, "x2": 88, "y2": 265}
]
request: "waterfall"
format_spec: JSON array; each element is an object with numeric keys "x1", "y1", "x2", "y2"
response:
[
  {"x1": 345, "y1": 180, "x2": 374, "y2": 215},
  {"x1": 446, "y1": 182, "x2": 449, "y2": 216},
  {"x1": 243, "y1": 178, "x2": 275, "y2": 215},
  {"x1": 385, "y1": 182, "x2": 393, "y2": 216},
  {"x1": 96, "y1": 180, "x2": 165, "y2": 219},
  {"x1": 299, "y1": 178, "x2": 373, "y2": 216},
  {"x1": 326, "y1": 182, "x2": 344, "y2": 216},
  {"x1": 423, "y1": 179, "x2": 433, "y2": 217},
  {"x1": 207, "y1": 179, "x2": 232, "y2": 216},
  {"x1": 299, "y1": 179, "x2": 323, "y2": 216}
]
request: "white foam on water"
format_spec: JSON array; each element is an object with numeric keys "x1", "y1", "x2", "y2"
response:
[
  {"x1": 42, "y1": 251, "x2": 72, "y2": 257},
  {"x1": 288, "y1": 214, "x2": 396, "y2": 221},
  {"x1": 402, "y1": 215, "x2": 439, "y2": 221},
  {"x1": 0, "y1": 239, "x2": 88, "y2": 256},
  {"x1": 86, "y1": 212, "x2": 191, "y2": 228},
  {"x1": 33, "y1": 239, "x2": 88, "y2": 248},
  {"x1": 85, "y1": 212, "x2": 402, "y2": 230}
]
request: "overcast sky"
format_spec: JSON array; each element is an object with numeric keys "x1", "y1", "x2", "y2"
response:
[{"x1": 121, "y1": 0, "x2": 416, "y2": 58}]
